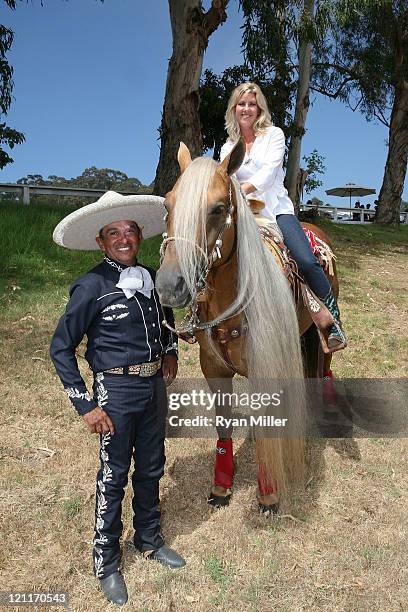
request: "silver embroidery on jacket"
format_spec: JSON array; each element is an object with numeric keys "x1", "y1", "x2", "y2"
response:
[
  {"x1": 65, "y1": 387, "x2": 92, "y2": 402},
  {"x1": 101, "y1": 304, "x2": 128, "y2": 313},
  {"x1": 102, "y1": 312, "x2": 129, "y2": 322}
]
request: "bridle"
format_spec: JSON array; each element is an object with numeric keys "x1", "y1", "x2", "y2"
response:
[{"x1": 160, "y1": 183, "x2": 243, "y2": 336}]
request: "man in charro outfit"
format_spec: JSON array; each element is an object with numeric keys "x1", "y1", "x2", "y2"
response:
[{"x1": 50, "y1": 191, "x2": 185, "y2": 606}]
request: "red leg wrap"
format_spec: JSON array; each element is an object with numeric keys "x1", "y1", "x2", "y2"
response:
[
  {"x1": 257, "y1": 462, "x2": 276, "y2": 496},
  {"x1": 214, "y1": 439, "x2": 234, "y2": 489},
  {"x1": 323, "y1": 369, "x2": 337, "y2": 405}
]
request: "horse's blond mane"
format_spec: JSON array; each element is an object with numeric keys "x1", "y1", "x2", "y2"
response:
[{"x1": 174, "y1": 156, "x2": 306, "y2": 492}]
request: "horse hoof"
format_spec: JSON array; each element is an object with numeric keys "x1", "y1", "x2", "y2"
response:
[
  {"x1": 258, "y1": 502, "x2": 279, "y2": 517},
  {"x1": 207, "y1": 492, "x2": 232, "y2": 508}
]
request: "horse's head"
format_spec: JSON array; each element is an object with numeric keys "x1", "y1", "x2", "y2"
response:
[{"x1": 155, "y1": 140, "x2": 245, "y2": 308}]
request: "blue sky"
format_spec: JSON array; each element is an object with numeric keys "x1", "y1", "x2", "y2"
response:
[{"x1": 1, "y1": 0, "x2": 406, "y2": 207}]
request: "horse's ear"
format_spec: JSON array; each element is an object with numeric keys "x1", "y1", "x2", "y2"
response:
[
  {"x1": 178, "y1": 142, "x2": 192, "y2": 173},
  {"x1": 219, "y1": 138, "x2": 245, "y2": 176}
]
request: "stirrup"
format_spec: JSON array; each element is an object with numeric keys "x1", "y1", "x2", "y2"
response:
[
  {"x1": 317, "y1": 325, "x2": 347, "y2": 354},
  {"x1": 318, "y1": 288, "x2": 348, "y2": 354},
  {"x1": 327, "y1": 321, "x2": 347, "y2": 352}
]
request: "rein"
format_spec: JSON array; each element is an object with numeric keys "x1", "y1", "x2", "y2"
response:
[{"x1": 160, "y1": 183, "x2": 244, "y2": 337}]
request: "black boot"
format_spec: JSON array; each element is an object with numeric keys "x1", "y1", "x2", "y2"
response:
[
  {"x1": 323, "y1": 288, "x2": 347, "y2": 351},
  {"x1": 147, "y1": 545, "x2": 186, "y2": 569},
  {"x1": 99, "y1": 571, "x2": 128, "y2": 606}
]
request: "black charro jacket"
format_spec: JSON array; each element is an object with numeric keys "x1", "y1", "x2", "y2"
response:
[{"x1": 50, "y1": 256, "x2": 177, "y2": 416}]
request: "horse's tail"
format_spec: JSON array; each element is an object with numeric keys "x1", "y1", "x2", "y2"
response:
[{"x1": 231, "y1": 180, "x2": 307, "y2": 502}]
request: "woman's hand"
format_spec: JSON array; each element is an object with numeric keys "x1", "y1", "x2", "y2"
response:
[{"x1": 240, "y1": 182, "x2": 256, "y2": 195}]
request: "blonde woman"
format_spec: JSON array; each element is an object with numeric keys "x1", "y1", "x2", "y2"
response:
[{"x1": 220, "y1": 82, "x2": 346, "y2": 351}]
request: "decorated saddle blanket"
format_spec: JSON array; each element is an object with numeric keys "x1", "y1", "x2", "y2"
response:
[
  {"x1": 255, "y1": 215, "x2": 336, "y2": 350},
  {"x1": 255, "y1": 215, "x2": 336, "y2": 278}
]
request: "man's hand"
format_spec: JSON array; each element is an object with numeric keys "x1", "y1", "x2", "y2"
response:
[
  {"x1": 162, "y1": 355, "x2": 178, "y2": 386},
  {"x1": 83, "y1": 406, "x2": 115, "y2": 435}
]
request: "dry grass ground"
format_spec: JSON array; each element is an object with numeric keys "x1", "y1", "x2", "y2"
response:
[{"x1": 0, "y1": 204, "x2": 407, "y2": 611}]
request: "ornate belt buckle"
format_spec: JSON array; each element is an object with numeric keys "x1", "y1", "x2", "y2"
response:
[{"x1": 139, "y1": 359, "x2": 161, "y2": 377}]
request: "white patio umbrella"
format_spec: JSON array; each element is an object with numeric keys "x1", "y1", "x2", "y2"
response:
[{"x1": 325, "y1": 182, "x2": 376, "y2": 209}]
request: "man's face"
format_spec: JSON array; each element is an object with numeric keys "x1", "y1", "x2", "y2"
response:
[{"x1": 95, "y1": 220, "x2": 141, "y2": 266}]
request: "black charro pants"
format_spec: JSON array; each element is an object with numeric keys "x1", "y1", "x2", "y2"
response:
[{"x1": 92, "y1": 371, "x2": 167, "y2": 579}]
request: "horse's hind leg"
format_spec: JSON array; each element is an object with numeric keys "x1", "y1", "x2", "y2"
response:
[
  {"x1": 255, "y1": 325, "x2": 318, "y2": 517},
  {"x1": 257, "y1": 459, "x2": 279, "y2": 515}
]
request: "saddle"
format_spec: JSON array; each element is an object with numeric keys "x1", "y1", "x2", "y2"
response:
[{"x1": 249, "y1": 200, "x2": 336, "y2": 351}]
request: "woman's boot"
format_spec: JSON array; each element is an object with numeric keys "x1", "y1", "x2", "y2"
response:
[{"x1": 323, "y1": 288, "x2": 347, "y2": 351}]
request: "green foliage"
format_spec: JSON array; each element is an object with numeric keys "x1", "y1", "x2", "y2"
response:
[
  {"x1": 16, "y1": 167, "x2": 146, "y2": 192},
  {"x1": 200, "y1": 65, "x2": 252, "y2": 158},
  {"x1": 239, "y1": 0, "x2": 298, "y2": 130},
  {"x1": 75, "y1": 166, "x2": 131, "y2": 190},
  {"x1": 0, "y1": 122, "x2": 25, "y2": 168},
  {"x1": 199, "y1": 58, "x2": 302, "y2": 158},
  {"x1": 14, "y1": 167, "x2": 150, "y2": 206},
  {"x1": 312, "y1": 0, "x2": 407, "y2": 125},
  {"x1": 303, "y1": 148, "x2": 326, "y2": 193},
  {"x1": 0, "y1": 6, "x2": 25, "y2": 168}
]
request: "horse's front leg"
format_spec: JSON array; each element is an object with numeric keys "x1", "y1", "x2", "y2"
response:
[
  {"x1": 199, "y1": 346, "x2": 236, "y2": 508},
  {"x1": 207, "y1": 376, "x2": 235, "y2": 507}
]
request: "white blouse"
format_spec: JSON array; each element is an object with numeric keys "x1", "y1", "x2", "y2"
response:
[{"x1": 220, "y1": 126, "x2": 295, "y2": 223}]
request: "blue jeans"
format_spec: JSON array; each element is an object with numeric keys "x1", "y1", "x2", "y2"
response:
[{"x1": 276, "y1": 214, "x2": 331, "y2": 299}]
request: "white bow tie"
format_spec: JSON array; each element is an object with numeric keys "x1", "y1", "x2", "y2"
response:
[{"x1": 116, "y1": 266, "x2": 154, "y2": 299}]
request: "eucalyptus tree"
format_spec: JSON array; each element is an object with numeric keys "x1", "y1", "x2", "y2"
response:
[
  {"x1": 240, "y1": 0, "x2": 331, "y2": 209},
  {"x1": 0, "y1": 0, "x2": 25, "y2": 169},
  {"x1": 153, "y1": 0, "x2": 228, "y2": 196},
  {"x1": 312, "y1": 0, "x2": 408, "y2": 224},
  {"x1": 239, "y1": 0, "x2": 297, "y2": 133}
]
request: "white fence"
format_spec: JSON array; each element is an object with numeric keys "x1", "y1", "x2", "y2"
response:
[
  {"x1": 300, "y1": 203, "x2": 408, "y2": 224},
  {"x1": 0, "y1": 183, "x2": 142, "y2": 205},
  {"x1": 1, "y1": 183, "x2": 407, "y2": 223}
]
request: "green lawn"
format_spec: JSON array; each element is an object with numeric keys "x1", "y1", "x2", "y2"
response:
[{"x1": 0, "y1": 201, "x2": 162, "y2": 319}]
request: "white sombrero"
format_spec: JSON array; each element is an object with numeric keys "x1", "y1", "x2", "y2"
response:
[{"x1": 53, "y1": 191, "x2": 166, "y2": 250}]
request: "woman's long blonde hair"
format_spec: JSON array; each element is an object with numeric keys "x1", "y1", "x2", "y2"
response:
[{"x1": 225, "y1": 82, "x2": 273, "y2": 141}]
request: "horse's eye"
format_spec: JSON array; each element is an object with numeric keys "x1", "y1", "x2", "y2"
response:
[{"x1": 210, "y1": 204, "x2": 225, "y2": 216}]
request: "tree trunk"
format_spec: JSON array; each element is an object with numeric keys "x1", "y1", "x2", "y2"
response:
[
  {"x1": 154, "y1": 0, "x2": 228, "y2": 196},
  {"x1": 285, "y1": 0, "x2": 314, "y2": 214},
  {"x1": 376, "y1": 80, "x2": 408, "y2": 224}
]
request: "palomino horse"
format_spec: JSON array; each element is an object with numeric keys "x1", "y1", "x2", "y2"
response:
[{"x1": 156, "y1": 140, "x2": 338, "y2": 513}]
